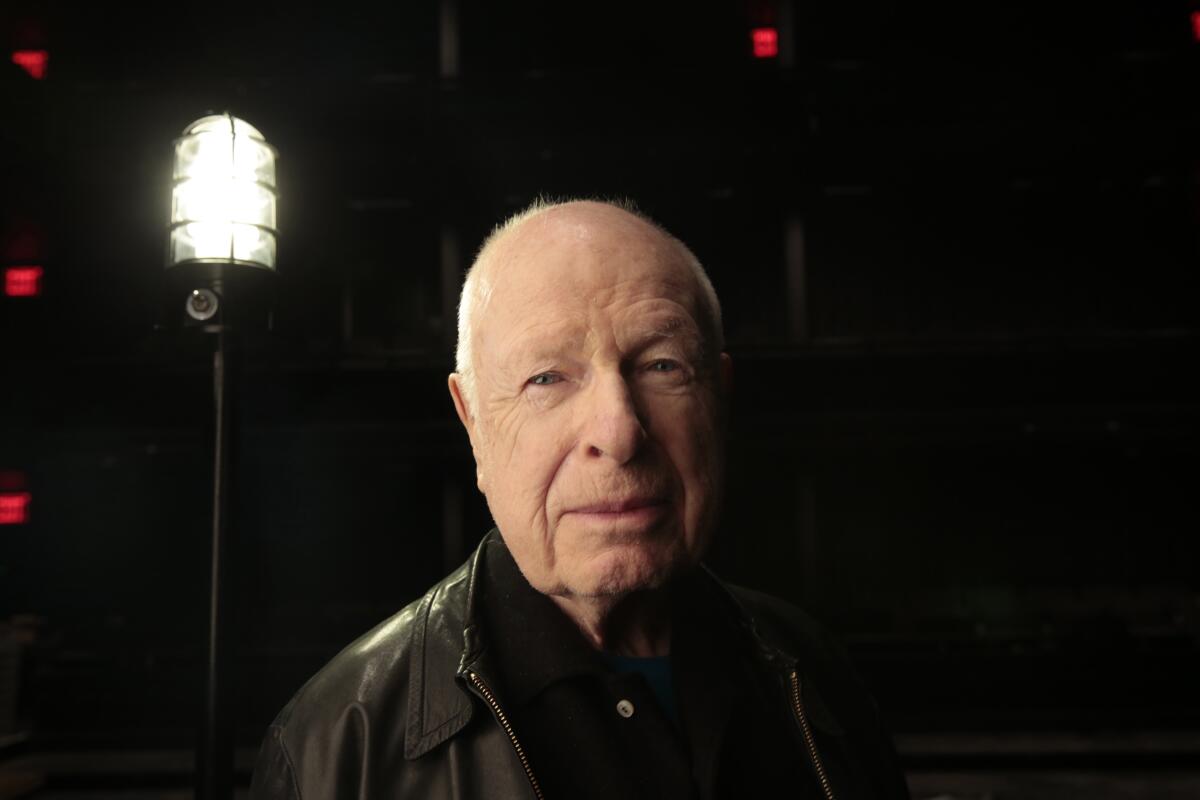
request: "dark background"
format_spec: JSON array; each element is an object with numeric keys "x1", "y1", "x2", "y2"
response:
[{"x1": 2, "y1": 0, "x2": 1198, "y2": 795}]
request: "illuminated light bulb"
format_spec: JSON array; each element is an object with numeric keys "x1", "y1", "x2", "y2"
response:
[{"x1": 168, "y1": 113, "x2": 278, "y2": 270}]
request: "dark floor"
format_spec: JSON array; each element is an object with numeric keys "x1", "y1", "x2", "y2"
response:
[
  {"x1": 11, "y1": 774, "x2": 1200, "y2": 800},
  {"x1": 2, "y1": 732, "x2": 1199, "y2": 799}
]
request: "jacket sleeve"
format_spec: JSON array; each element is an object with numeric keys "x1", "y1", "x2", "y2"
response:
[{"x1": 249, "y1": 725, "x2": 303, "y2": 800}]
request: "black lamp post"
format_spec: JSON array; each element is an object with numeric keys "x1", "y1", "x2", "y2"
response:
[{"x1": 166, "y1": 112, "x2": 279, "y2": 800}]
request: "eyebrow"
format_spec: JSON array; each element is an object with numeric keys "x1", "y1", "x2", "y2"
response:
[
  {"x1": 626, "y1": 317, "x2": 706, "y2": 357},
  {"x1": 503, "y1": 316, "x2": 705, "y2": 375},
  {"x1": 646, "y1": 316, "x2": 689, "y2": 338},
  {"x1": 645, "y1": 315, "x2": 703, "y2": 340}
]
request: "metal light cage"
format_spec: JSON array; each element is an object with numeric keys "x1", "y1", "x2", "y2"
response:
[{"x1": 168, "y1": 113, "x2": 278, "y2": 271}]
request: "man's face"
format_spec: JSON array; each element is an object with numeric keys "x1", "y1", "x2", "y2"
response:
[{"x1": 450, "y1": 204, "x2": 730, "y2": 601}]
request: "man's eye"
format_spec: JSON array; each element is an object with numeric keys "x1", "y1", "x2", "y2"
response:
[
  {"x1": 528, "y1": 373, "x2": 561, "y2": 386},
  {"x1": 646, "y1": 360, "x2": 679, "y2": 373}
]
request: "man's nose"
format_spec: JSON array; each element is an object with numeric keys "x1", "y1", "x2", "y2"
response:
[{"x1": 579, "y1": 373, "x2": 647, "y2": 465}]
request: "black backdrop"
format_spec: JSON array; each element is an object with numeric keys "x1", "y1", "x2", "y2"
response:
[{"x1": 1, "y1": 0, "x2": 1197, "y2": 752}]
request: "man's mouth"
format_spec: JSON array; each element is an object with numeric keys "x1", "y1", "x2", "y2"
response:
[{"x1": 565, "y1": 496, "x2": 669, "y2": 521}]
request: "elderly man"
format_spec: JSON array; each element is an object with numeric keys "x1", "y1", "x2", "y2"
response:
[{"x1": 250, "y1": 200, "x2": 909, "y2": 799}]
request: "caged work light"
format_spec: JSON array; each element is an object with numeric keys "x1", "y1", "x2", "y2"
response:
[
  {"x1": 169, "y1": 113, "x2": 278, "y2": 274},
  {"x1": 165, "y1": 112, "x2": 279, "y2": 800}
]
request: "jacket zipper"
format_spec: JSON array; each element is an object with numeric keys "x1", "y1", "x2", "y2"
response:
[
  {"x1": 790, "y1": 669, "x2": 836, "y2": 800},
  {"x1": 467, "y1": 671, "x2": 545, "y2": 800}
]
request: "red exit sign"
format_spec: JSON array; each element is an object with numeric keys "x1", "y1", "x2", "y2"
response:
[{"x1": 5, "y1": 265, "x2": 43, "y2": 297}]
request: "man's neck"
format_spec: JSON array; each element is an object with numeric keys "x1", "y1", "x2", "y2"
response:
[{"x1": 550, "y1": 588, "x2": 673, "y2": 657}]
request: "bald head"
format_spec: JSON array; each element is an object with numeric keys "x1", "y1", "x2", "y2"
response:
[
  {"x1": 446, "y1": 199, "x2": 732, "y2": 612},
  {"x1": 454, "y1": 199, "x2": 723, "y2": 413}
]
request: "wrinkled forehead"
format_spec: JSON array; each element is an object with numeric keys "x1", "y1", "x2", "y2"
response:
[{"x1": 474, "y1": 207, "x2": 708, "y2": 339}]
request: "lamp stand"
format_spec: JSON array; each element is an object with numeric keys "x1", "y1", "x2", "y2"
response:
[{"x1": 197, "y1": 284, "x2": 236, "y2": 800}]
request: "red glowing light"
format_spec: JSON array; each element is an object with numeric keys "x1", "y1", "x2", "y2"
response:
[
  {"x1": 751, "y1": 27, "x2": 778, "y2": 59},
  {"x1": 11, "y1": 49, "x2": 48, "y2": 80},
  {"x1": 0, "y1": 493, "x2": 31, "y2": 525},
  {"x1": 5, "y1": 266, "x2": 43, "y2": 297},
  {"x1": 1192, "y1": 11, "x2": 1200, "y2": 42}
]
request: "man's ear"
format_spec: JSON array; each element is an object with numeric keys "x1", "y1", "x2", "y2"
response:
[
  {"x1": 448, "y1": 372, "x2": 473, "y2": 431},
  {"x1": 448, "y1": 373, "x2": 487, "y2": 491}
]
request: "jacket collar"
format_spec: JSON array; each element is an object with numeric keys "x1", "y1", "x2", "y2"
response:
[
  {"x1": 696, "y1": 563, "x2": 846, "y2": 737},
  {"x1": 401, "y1": 536, "x2": 488, "y2": 760},
  {"x1": 403, "y1": 531, "x2": 843, "y2": 759}
]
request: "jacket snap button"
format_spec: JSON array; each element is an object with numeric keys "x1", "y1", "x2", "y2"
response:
[{"x1": 616, "y1": 699, "x2": 635, "y2": 718}]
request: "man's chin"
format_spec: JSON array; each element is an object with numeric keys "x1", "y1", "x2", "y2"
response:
[{"x1": 562, "y1": 547, "x2": 685, "y2": 599}]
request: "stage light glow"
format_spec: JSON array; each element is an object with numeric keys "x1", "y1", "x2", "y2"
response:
[
  {"x1": 0, "y1": 492, "x2": 31, "y2": 525},
  {"x1": 5, "y1": 265, "x2": 43, "y2": 297},
  {"x1": 11, "y1": 49, "x2": 48, "y2": 79},
  {"x1": 168, "y1": 114, "x2": 278, "y2": 270},
  {"x1": 751, "y1": 27, "x2": 778, "y2": 59},
  {"x1": 173, "y1": 221, "x2": 276, "y2": 265},
  {"x1": 1192, "y1": 11, "x2": 1200, "y2": 42}
]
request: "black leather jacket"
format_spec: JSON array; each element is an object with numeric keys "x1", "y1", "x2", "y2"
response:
[{"x1": 250, "y1": 532, "x2": 910, "y2": 799}]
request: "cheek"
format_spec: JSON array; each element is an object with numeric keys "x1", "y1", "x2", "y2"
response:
[
  {"x1": 657, "y1": 401, "x2": 724, "y2": 516},
  {"x1": 653, "y1": 393, "x2": 720, "y2": 465},
  {"x1": 498, "y1": 414, "x2": 576, "y2": 517}
]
